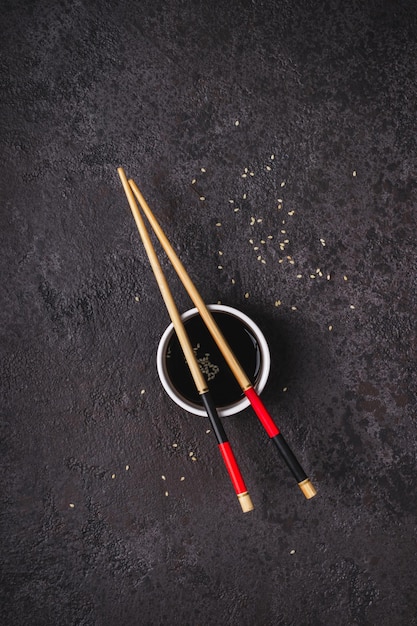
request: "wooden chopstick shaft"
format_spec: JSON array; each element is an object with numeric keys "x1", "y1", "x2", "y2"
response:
[
  {"x1": 128, "y1": 179, "x2": 252, "y2": 392},
  {"x1": 118, "y1": 168, "x2": 208, "y2": 394}
]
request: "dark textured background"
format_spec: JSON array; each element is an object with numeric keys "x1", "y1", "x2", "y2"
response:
[{"x1": 1, "y1": 1, "x2": 417, "y2": 624}]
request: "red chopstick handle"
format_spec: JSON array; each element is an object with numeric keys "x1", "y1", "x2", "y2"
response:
[
  {"x1": 201, "y1": 392, "x2": 254, "y2": 512},
  {"x1": 244, "y1": 386, "x2": 280, "y2": 437}
]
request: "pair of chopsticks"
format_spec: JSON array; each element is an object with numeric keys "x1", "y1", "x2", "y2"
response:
[{"x1": 118, "y1": 167, "x2": 316, "y2": 512}]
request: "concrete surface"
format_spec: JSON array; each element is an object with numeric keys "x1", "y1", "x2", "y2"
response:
[{"x1": 1, "y1": 0, "x2": 417, "y2": 624}]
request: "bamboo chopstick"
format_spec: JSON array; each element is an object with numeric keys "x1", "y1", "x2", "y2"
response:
[
  {"x1": 118, "y1": 167, "x2": 254, "y2": 513},
  {"x1": 128, "y1": 177, "x2": 317, "y2": 500}
]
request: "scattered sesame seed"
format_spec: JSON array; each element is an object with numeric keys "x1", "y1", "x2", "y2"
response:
[
  {"x1": 250, "y1": 172, "x2": 255, "y2": 177},
  {"x1": 216, "y1": 222, "x2": 222, "y2": 226},
  {"x1": 235, "y1": 120, "x2": 240, "y2": 126},
  {"x1": 261, "y1": 239, "x2": 266, "y2": 244},
  {"x1": 206, "y1": 429, "x2": 211, "y2": 434},
  {"x1": 111, "y1": 473, "x2": 116, "y2": 479},
  {"x1": 281, "y1": 229, "x2": 286, "y2": 234},
  {"x1": 343, "y1": 275, "x2": 348, "y2": 281},
  {"x1": 250, "y1": 217, "x2": 255, "y2": 225},
  {"x1": 277, "y1": 198, "x2": 283, "y2": 203},
  {"x1": 297, "y1": 274, "x2": 302, "y2": 278},
  {"x1": 244, "y1": 168, "x2": 248, "y2": 173},
  {"x1": 172, "y1": 443, "x2": 178, "y2": 448},
  {"x1": 180, "y1": 477, "x2": 185, "y2": 481},
  {"x1": 284, "y1": 239, "x2": 289, "y2": 243},
  {"x1": 275, "y1": 300, "x2": 282, "y2": 306},
  {"x1": 257, "y1": 255, "x2": 262, "y2": 261},
  {"x1": 201, "y1": 167, "x2": 206, "y2": 172},
  {"x1": 283, "y1": 387, "x2": 288, "y2": 392},
  {"x1": 243, "y1": 193, "x2": 247, "y2": 199},
  {"x1": 191, "y1": 179, "x2": 196, "y2": 184},
  {"x1": 165, "y1": 491, "x2": 169, "y2": 496},
  {"x1": 320, "y1": 238, "x2": 326, "y2": 246},
  {"x1": 277, "y1": 203, "x2": 283, "y2": 210},
  {"x1": 261, "y1": 259, "x2": 266, "y2": 264},
  {"x1": 218, "y1": 265, "x2": 223, "y2": 270},
  {"x1": 289, "y1": 259, "x2": 295, "y2": 265},
  {"x1": 290, "y1": 549, "x2": 296, "y2": 555},
  {"x1": 291, "y1": 306, "x2": 297, "y2": 311},
  {"x1": 242, "y1": 173, "x2": 247, "y2": 178},
  {"x1": 229, "y1": 199, "x2": 234, "y2": 203},
  {"x1": 327, "y1": 274, "x2": 331, "y2": 280},
  {"x1": 249, "y1": 238, "x2": 254, "y2": 244},
  {"x1": 244, "y1": 292, "x2": 250, "y2": 298},
  {"x1": 267, "y1": 235, "x2": 273, "y2": 239},
  {"x1": 218, "y1": 250, "x2": 223, "y2": 255},
  {"x1": 231, "y1": 278, "x2": 235, "y2": 284},
  {"x1": 288, "y1": 210, "x2": 295, "y2": 216},
  {"x1": 189, "y1": 452, "x2": 194, "y2": 457},
  {"x1": 350, "y1": 305, "x2": 356, "y2": 309},
  {"x1": 328, "y1": 325, "x2": 333, "y2": 331},
  {"x1": 134, "y1": 295, "x2": 140, "y2": 301},
  {"x1": 257, "y1": 218, "x2": 263, "y2": 223},
  {"x1": 271, "y1": 154, "x2": 275, "y2": 160},
  {"x1": 199, "y1": 196, "x2": 205, "y2": 201},
  {"x1": 69, "y1": 503, "x2": 75, "y2": 508},
  {"x1": 278, "y1": 259, "x2": 284, "y2": 263},
  {"x1": 141, "y1": 389, "x2": 145, "y2": 395},
  {"x1": 125, "y1": 465, "x2": 130, "y2": 471},
  {"x1": 310, "y1": 275, "x2": 316, "y2": 279},
  {"x1": 161, "y1": 475, "x2": 166, "y2": 480},
  {"x1": 254, "y1": 246, "x2": 259, "y2": 251},
  {"x1": 266, "y1": 165, "x2": 271, "y2": 171},
  {"x1": 191, "y1": 456, "x2": 197, "y2": 462},
  {"x1": 234, "y1": 207, "x2": 239, "y2": 212},
  {"x1": 280, "y1": 181, "x2": 286, "y2": 187},
  {"x1": 352, "y1": 170, "x2": 357, "y2": 177}
]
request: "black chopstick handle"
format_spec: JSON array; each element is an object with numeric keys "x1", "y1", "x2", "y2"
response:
[{"x1": 271, "y1": 433, "x2": 316, "y2": 499}]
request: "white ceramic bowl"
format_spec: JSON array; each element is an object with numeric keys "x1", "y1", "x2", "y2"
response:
[{"x1": 156, "y1": 304, "x2": 270, "y2": 417}]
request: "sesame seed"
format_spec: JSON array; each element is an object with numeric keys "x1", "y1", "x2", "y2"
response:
[
  {"x1": 165, "y1": 491, "x2": 169, "y2": 496},
  {"x1": 261, "y1": 239, "x2": 266, "y2": 244},
  {"x1": 281, "y1": 229, "x2": 286, "y2": 234},
  {"x1": 328, "y1": 325, "x2": 333, "y2": 331},
  {"x1": 249, "y1": 238, "x2": 254, "y2": 244},
  {"x1": 266, "y1": 165, "x2": 271, "y2": 171},
  {"x1": 234, "y1": 207, "x2": 239, "y2": 212},
  {"x1": 257, "y1": 255, "x2": 262, "y2": 261},
  {"x1": 206, "y1": 429, "x2": 211, "y2": 433},
  {"x1": 243, "y1": 193, "x2": 247, "y2": 199},
  {"x1": 250, "y1": 172, "x2": 254, "y2": 176},
  {"x1": 350, "y1": 305, "x2": 356, "y2": 309},
  {"x1": 216, "y1": 222, "x2": 222, "y2": 226},
  {"x1": 199, "y1": 196, "x2": 205, "y2": 201},
  {"x1": 283, "y1": 387, "x2": 288, "y2": 392},
  {"x1": 320, "y1": 238, "x2": 326, "y2": 246},
  {"x1": 180, "y1": 477, "x2": 185, "y2": 481},
  {"x1": 140, "y1": 389, "x2": 145, "y2": 395},
  {"x1": 271, "y1": 154, "x2": 275, "y2": 160},
  {"x1": 288, "y1": 210, "x2": 295, "y2": 216},
  {"x1": 134, "y1": 295, "x2": 140, "y2": 301},
  {"x1": 125, "y1": 465, "x2": 130, "y2": 471},
  {"x1": 218, "y1": 250, "x2": 223, "y2": 255},
  {"x1": 189, "y1": 452, "x2": 194, "y2": 457},
  {"x1": 161, "y1": 475, "x2": 166, "y2": 480},
  {"x1": 257, "y1": 218, "x2": 263, "y2": 223},
  {"x1": 343, "y1": 275, "x2": 348, "y2": 281},
  {"x1": 191, "y1": 179, "x2": 196, "y2": 184},
  {"x1": 289, "y1": 259, "x2": 295, "y2": 265},
  {"x1": 242, "y1": 173, "x2": 247, "y2": 178},
  {"x1": 310, "y1": 275, "x2": 316, "y2": 279},
  {"x1": 291, "y1": 306, "x2": 297, "y2": 311},
  {"x1": 327, "y1": 274, "x2": 331, "y2": 280},
  {"x1": 296, "y1": 274, "x2": 302, "y2": 278},
  {"x1": 280, "y1": 181, "x2": 286, "y2": 187},
  {"x1": 229, "y1": 199, "x2": 234, "y2": 203},
  {"x1": 275, "y1": 300, "x2": 281, "y2": 306},
  {"x1": 261, "y1": 259, "x2": 266, "y2": 264},
  {"x1": 290, "y1": 549, "x2": 296, "y2": 555},
  {"x1": 191, "y1": 456, "x2": 197, "y2": 462},
  {"x1": 235, "y1": 120, "x2": 240, "y2": 126},
  {"x1": 254, "y1": 246, "x2": 259, "y2": 251},
  {"x1": 352, "y1": 170, "x2": 357, "y2": 176},
  {"x1": 201, "y1": 167, "x2": 206, "y2": 172},
  {"x1": 69, "y1": 503, "x2": 75, "y2": 508},
  {"x1": 250, "y1": 217, "x2": 255, "y2": 225},
  {"x1": 244, "y1": 292, "x2": 250, "y2": 298},
  {"x1": 267, "y1": 235, "x2": 273, "y2": 239},
  {"x1": 111, "y1": 473, "x2": 116, "y2": 479},
  {"x1": 172, "y1": 443, "x2": 178, "y2": 448},
  {"x1": 218, "y1": 265, "x2": 223, "y2": 270},
  {"x1": 231, "y1": 278, "x2": 235, "y2": 284}
]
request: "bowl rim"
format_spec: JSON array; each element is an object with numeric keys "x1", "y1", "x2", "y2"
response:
[{"x1": 156, "y1": 304, "x2": 271, "y2": 417}]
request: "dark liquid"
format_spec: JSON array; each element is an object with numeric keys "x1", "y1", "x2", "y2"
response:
[{"x1": 165, "y1": 312, "x2": 261, "y2": 408}]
